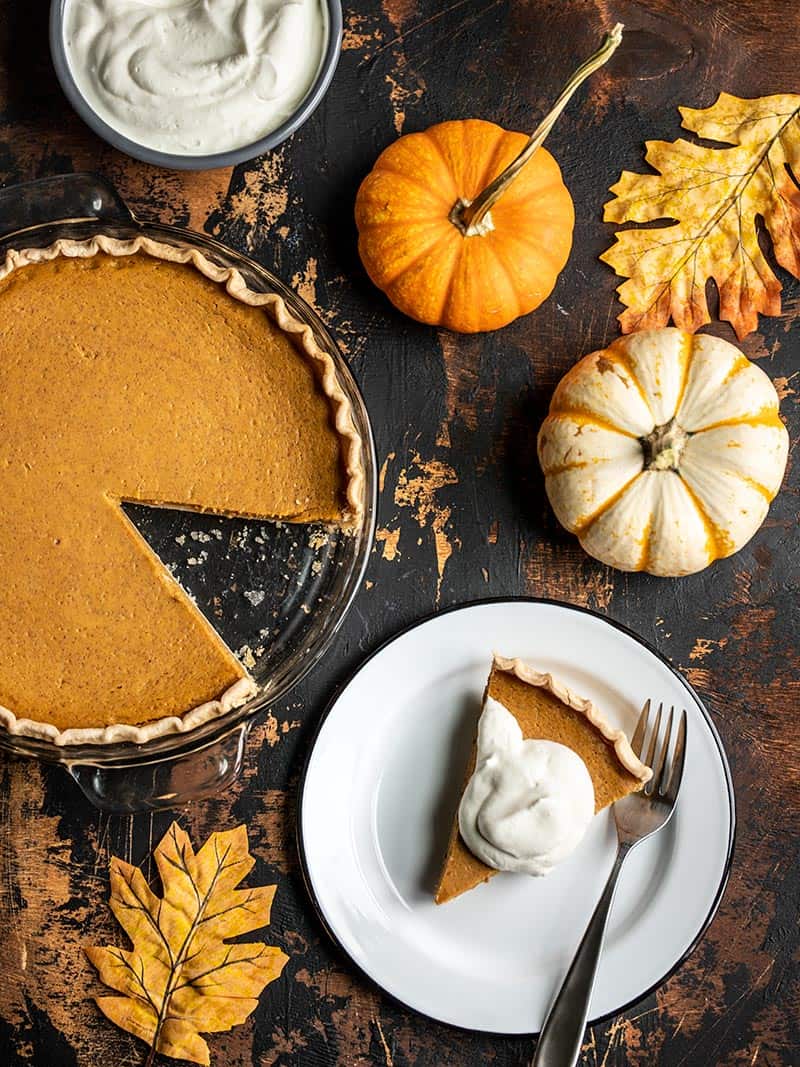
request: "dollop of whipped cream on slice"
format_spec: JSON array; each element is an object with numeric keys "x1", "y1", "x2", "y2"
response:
[{"x1": 458, "y1": 696, "x2": 596, "y2": 876}]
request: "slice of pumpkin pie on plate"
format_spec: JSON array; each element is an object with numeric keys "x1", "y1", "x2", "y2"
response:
[{"x1": 435, "y1": 655, "x2": 651, "y2": 904}]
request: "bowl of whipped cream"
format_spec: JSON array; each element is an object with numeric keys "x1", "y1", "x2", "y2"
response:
[{"x1": 50, "y1": 0, "x2": 342, "y2": 168}]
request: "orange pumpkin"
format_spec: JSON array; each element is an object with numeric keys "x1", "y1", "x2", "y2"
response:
[
  {"x1": 355, "y1": 119, "x2": 575, "y2": 333},
  {"x1": 354, "y1": 24, "x2": 623, "y2": 333}
]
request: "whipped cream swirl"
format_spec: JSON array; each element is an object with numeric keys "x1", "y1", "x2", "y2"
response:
[
  {"x1": 458, "y1": 696, "x2": 596, "y2": 876},
  {"x1": 63, "y1": 0, "x2": 327, "y2": 155}
]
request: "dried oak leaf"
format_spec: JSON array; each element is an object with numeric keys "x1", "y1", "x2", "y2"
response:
[
  {"x1": 601, "y1": 92, "x2": 800, "y2": 339},
  {"x1": 86, "y1": 822, "x2": 288, "y2": 1067}
]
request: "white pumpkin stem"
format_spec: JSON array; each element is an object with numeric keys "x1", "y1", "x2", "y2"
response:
[
  {"x1": 456, "y1": 23, "x2": 624, "y2": 237},
  {"x1": 642, "y1": 418, "x2": 690, "y2": 471}
]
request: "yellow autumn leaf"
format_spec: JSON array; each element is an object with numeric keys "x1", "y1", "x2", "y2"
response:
[
  {"x1": 601, "y1": 92, "x2": 800, "y2": 339},
  {"x1": 86, "y1": 822, "x2": 288, "y2": 1067}
]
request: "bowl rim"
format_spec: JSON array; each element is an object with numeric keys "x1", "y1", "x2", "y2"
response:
[{"x1": 48, "y1": 0, "x2": 343, "y2": 170}]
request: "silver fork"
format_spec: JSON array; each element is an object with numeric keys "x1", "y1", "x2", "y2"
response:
[{"x1": 532, "y1": 700, "x2": 687, "y2": 1067}]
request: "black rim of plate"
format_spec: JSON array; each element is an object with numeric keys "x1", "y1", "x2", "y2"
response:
[{"x1": 296, "y1": 595, "x2": 737, "y2": 1037}]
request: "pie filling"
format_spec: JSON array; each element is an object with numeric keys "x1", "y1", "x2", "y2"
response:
[{"x1": 0, "y1": 237, "x2": 364, "y2": 744}]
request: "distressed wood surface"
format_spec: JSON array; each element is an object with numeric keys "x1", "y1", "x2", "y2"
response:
[{"x1": 1, "y1": 1, "x2": 799, "y2": 1064}]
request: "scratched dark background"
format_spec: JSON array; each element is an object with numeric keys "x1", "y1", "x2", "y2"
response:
[{"x1": 1, "y1": 0, "x2": 799, "y2": 1064}]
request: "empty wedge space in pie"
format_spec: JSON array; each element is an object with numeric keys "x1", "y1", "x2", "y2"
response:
[{"x1": 0, "y1": 238, "x2": 364, "y2": 745}]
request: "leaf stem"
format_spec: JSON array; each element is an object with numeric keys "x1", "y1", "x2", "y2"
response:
[
  {"x1": 146, "y1": 836, "x2": 233, "y2": 1065},
  {"x1": 455, "y1": 23, "x2": 624, "y2": 236}
]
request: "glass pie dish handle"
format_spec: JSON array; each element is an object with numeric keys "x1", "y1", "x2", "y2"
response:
[
  {"x1": 0, "y1": 172, "x2": 134, "y2": 235},
  {"x1": 64, "y1": 720, "x2": 254, "y2": 813}
]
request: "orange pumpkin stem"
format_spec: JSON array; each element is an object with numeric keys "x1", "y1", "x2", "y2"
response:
[{"x1": 455, "y1": 23, "x2": 624, "y2": 236}]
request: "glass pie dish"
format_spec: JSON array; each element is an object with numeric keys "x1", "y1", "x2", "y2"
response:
[{"x1": 0, "y1": 173, "x2": 376, "y2": 811}]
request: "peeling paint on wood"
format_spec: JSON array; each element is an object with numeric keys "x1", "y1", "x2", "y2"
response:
[{"x1": 1, "y1": 0, "x2": 799, "y2": 1065}]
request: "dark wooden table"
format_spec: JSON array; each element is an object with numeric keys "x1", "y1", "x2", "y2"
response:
[{"x1": 1, "y1": 1, "x2": 798, "y2": 1064}]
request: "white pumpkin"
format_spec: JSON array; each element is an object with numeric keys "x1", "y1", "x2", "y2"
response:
[{"x1": 538, "y1": 328, "x2": 789, "y2": 577}]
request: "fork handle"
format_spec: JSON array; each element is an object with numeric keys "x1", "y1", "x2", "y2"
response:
[{"x1": 532, "y1": 841, "x2": 632, "y2": 1067}]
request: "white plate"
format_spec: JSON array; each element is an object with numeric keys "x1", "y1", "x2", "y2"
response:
[{"x1": 298, "y1": 599, "x2": 734, "y2": 1034}]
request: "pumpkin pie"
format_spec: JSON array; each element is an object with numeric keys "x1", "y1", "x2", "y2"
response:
[
  {"x1": 0, "y1": 236, "x2": 364, "y2": 745},
  {"x1": 435, "y1": 655, "x2": 651, "y2": 904}
]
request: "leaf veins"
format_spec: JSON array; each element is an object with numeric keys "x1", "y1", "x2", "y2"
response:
[
  {"x1": 601, "y1": 92, "x2": 800, "y2": 339},
  {"x1": 85, "y1": 822, "x2": 288, "y2": 1067}
]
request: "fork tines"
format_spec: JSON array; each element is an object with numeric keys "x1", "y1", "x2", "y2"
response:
[{"x1": 633, "y1": 699, "x2": 687, "y2": 803}]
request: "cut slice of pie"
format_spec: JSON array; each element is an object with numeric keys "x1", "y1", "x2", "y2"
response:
[
  {"x1": 0, "y1": 236, "x2": 364, "y2": 745},
  {"x1": 435, "y1": 655, "x2": 651, "y2": 904}
]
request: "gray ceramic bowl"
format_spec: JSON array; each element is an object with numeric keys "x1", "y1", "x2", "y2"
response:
[{"x1": 49, "y1": 0, "x2": 343, "y2": 170}]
